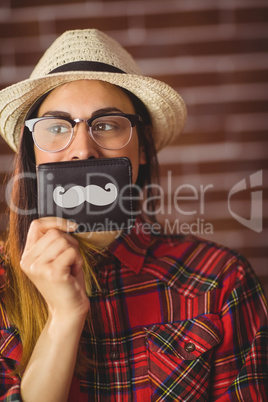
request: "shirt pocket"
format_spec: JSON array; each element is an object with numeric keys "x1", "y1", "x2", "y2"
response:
[{"x1": 144, "y1": 313, "x2": 223, "y2": 401}]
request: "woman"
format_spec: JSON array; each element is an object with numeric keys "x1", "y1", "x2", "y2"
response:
[{"x1": 0, "y1": 29, "x2": 267, "y2": 401}]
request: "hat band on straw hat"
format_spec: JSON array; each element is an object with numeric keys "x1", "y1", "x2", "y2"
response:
[
  {"x1": 49, "y1": 61, "x2": 125, "y2": 74},
  {"x1": 25, "y1": 60, "x2": 128, "y2": 120}
]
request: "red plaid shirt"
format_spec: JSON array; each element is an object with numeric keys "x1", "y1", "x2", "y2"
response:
[{"x1": 0, "y1": 217, "x2": 267, "y2": 401}]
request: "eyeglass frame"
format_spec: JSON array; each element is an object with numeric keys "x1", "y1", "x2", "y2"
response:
[{"x1": 24, "y1": 112, "x2": 143, "y2": 153}]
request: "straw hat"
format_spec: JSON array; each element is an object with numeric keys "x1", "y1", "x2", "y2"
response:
[{"x1": 0, "y1": 29, "x2": 187, "y2": 153}]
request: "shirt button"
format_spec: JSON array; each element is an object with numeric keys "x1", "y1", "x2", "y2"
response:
[
  {"x1": 110, "y1": 351, "x2": 119, "y2": 360},
  {"x1": 184, "y1": 342, "x2": 195, "y2": 352}
]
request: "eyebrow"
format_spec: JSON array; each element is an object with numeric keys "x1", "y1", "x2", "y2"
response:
[{"x1": 42, "y1": 107, "x2": 124, "y2": 118}]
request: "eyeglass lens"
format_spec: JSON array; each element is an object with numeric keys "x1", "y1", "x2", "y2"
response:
[{"x1": 33, "y1": 115, "x2": 133, "y2": 152}]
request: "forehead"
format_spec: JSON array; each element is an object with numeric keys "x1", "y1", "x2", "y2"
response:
[{"x1": 37, "y1": 80, "x2": 135, "y2": 116}]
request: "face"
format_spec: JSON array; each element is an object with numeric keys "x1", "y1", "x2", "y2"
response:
[
  {"x1": 33, "y1": 80, "x2": 146, "y2": 245},
  {"x1": 35, "y1": 80, "x2": 146, "y2": 184}
]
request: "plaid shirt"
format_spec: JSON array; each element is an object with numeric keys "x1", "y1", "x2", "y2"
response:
[{"x1": 0, "y1": 217, "x2": 267, "y2": 401}]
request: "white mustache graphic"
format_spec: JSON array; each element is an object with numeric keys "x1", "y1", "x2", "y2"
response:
[{"x1": 53, "y1": 183, "x2": 118, "y2": 208}]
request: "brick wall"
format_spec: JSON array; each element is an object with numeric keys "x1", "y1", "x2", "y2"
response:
[{"x1": 0, "y1": 0, "x2": 267, "y2": 295}]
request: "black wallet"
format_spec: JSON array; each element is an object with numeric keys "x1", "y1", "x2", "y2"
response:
[{"x1": 36, "y1": 157, "x2": 135, "y2": 232}]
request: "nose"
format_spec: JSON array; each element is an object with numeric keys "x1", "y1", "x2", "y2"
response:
[{"x1": 68, "y1": 121, "x2": 100, "y2": 160}]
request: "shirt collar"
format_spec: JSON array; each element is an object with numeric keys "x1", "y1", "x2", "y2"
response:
[{"x1": 108, "y1": 216, "x2": 152, "y2": 274}]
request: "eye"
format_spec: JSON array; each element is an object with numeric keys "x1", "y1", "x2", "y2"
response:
[
  {"x1": 46, "y1": 122, "x2": 71, "y2": 135},
  {"x1": 92, "y1": 116, "x2": 122, "y2": 133},
  {"x1": 93, "y1": 122, "x2": 116, "y2": 132}
]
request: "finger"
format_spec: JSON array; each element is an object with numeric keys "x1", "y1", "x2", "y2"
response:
[
  {"x1": 35, "y1": 247, "x2": 83, "y2": 285},
  {"x1": 24, "y1": 218, "x2": 78, "y2": 252},
  {"x1": 54, "y1": 246, "x2": 83, "y2": 277},
  {"x1": 44, "y1": 235, "x2": 80, "y2": 265},
  {"x1": 24, "y1": 241, "x2": 82, "y2": 281},
  {"x1": 21, "y1": 229, "x2": 79, "y2": 269},
  {"x1": 41, "y1": 217, "x2": 78, "y2": 232}
]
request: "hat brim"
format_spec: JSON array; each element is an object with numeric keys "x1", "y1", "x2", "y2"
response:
[{"x1": 0, "y1": 71, "x2": 187, "y2": 152}]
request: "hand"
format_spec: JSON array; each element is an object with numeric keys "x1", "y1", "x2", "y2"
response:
[{"x1": 20, "y1": 217, "x2": 89, "y2": 320}]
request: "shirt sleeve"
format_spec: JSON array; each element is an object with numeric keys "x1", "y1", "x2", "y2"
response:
[
  {"x1": 0, "y1": 338, "x2": 22, "y2": 401},
  {"x1": 0, "y1": 262, "x2": 22, "y2": 401},
  {"x1": 0, "y1": 383, "x2": 21, "y2": 402},
  {"x1": 210, "y1": 256, "x2": 268, "y2": 400}
]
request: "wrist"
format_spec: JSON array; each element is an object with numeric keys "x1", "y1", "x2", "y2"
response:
[{"x1": 47, "y1": 309, "x2": 88, "y2": 340}]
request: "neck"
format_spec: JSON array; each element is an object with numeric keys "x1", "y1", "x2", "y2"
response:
[{"x1": 74, "y1": 230, "x2": 122, "y2": 250}]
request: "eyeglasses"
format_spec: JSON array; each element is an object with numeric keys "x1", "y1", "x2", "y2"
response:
[{"x1": 24, "y1": 113, "x2": 142, "y2": 153}]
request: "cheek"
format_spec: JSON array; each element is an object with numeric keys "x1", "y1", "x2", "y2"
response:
[
  {"x1": 34, "y1": 146, "x2": 44, "y2": 165},
  {"x1": 34, "y1": 132, "x2": 142, "y2": 184},
  {"x1": 131, "y1": 154, "x2": 141, "y2": 184},
  {"x1": 34, "y1": 145, "x2": 61, "y2": 164},
  {"x1": 123, "y1": 142, "x2": 141, "y2": 184}
]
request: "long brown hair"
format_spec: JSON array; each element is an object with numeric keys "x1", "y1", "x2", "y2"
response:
[{"x1": 3, "y1": 86, "x2": 159, "y2": 376}]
